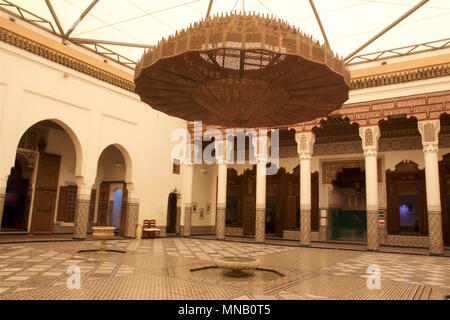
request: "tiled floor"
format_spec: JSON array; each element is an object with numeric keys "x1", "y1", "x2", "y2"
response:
[{"x1": 0, "y1": 238, "x2": 448, "y2": 300}]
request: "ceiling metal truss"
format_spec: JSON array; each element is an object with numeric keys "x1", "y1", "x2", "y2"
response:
[
  {"x1": 0, "y1": 0, "x2": 446, "y2": 71},
  {"x1": 0, "y1": 0, "x2": 139, "y2": 69},
  {"x1": 0, "y1": 0, "x2": 56, "y2": 33},
  {"x1": 347, "y1": 37, "x2": 450, "y2": 65}
]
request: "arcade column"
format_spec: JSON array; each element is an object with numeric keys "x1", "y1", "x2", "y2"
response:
[
  {"x1": 215, "y1": 136, "x2": 229, "y2": 240},
  {"x1": 359, "y1": 125, "x2": 380, "y2": 251},
  {"x1": 183, "y1": 161, "x2": 194, "y2": 237},
  {"x1": 295, "y1": 131, "x2": 315, "y2": 247},
  {"x1": 253, "y1": 131, "x2": 270, "y2": 243},
  {"x1": 73, "y1": 182, "x2": 93, "y2": 240},
  {"x1": 418, "y1": 120, "x2": 444, "y2": 255}
]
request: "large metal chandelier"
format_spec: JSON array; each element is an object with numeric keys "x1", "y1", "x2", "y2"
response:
[{"x1": 135, "y1": 12, "x2": 351, "y2": 128}]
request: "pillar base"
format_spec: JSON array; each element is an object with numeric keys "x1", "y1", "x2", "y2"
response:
[
  {"x1": 429, "y1": 252, "x2": 444, "y2": 257},
  {"x1": 299, "y1": 244, "x2": 311, "y2": 248},
  {"x1": 300, "y1": 209, "x2": 312, "y2": 246},
  {"x1": 125, "y1": 201, "x2": 139, "y2": 238},
  {"x1": 428, "y1": 210, "x2": 444, "y2": 256},
  {"x1": 73, "y1": 198, "x2": 90, "y2": 239},
  {"x1": 184, "y1": 206, "x2": 192, "y2": 237},
  {"x1": 366, "y1": 210, "x2": 380, "y2": 252},
  {"x1": 216, "y1": 207, "x2": 226, "y2": 240},
  {"x1": 255, "y1": 208, "x2": 265, "y2": 243}
]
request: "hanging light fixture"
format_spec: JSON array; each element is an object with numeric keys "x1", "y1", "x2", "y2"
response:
[{"x1": 135, "y1": 13, "x2": 350, "y2": 128}]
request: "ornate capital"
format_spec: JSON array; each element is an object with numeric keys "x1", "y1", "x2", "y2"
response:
[
  {"x1": 256, "y1": 154, "x2": 269, "y2": 164},
  {"x1": 295, "y1": 131, "x2": 315, "y2": 156},
  {"x1": 299, "y1": 153, "x2": 312, "y2": 160},
  {"x1": 75, "y1": 177, "x2": 92, "y2": 200},
  {"x1": 418, "y1": 120, "x2": 440, "y2": 152},
  {"x1": 363, "y1": 149, "x2": 378, "y2": 158},
  {"x1": 214, "y1": 136, "x2": 228, "y2": 162},
  {"x1": 359, "y1": 125, "x2": 380, "y2": 153},
  {"x1": 251, "y1": 130, "x2": 271, "y2": 160}
]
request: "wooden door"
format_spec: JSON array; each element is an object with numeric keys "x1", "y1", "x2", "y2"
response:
[
  {"x1": 31, "y1": 190, "x2": 57, "y2": 234},
  {"x1": 439, "y1": 157, "x2": 450, "y2": 247},
  {"x1": 31, "y1": 153, "x2": 60, "y2": 234},
  {"x1": 311, "y1": 172, "x2": 320, "y2": 231},
  {"x1": 35, "y1": 154, "x2": 60, "y2": 190},
  {"x1": 57, "y1": 186, "x2": 69, "y2": 222},
  {"x1": 286, "y1": 196, "x2": 297, "y2": 230},
  {"x1": 97, "y1": 182, "x2": 110, "y2": 226},
  {"x1": 119, "y1": 184, "x2": 128, "y2": 236},
  {"x1": 275, "y1": 170, "x2": 287, "y2": 237},
  {"x1": 89, "y1": 189, "x2": 97, "y2": 223}
]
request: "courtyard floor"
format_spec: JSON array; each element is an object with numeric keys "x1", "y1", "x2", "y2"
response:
[{"x1": 0, "y1": 237, "x2": 448, "y2": 300}]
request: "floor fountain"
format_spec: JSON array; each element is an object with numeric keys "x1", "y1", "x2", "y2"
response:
[
  {"x1": 214, "y1": 256, "x2": 261, "y2": 277},
  {"x1": 191, "y1": 256, "x2": 283, "y2": 282},
  {"x1": 77, "y1": 226, "x2": 126, "y2": 254}
]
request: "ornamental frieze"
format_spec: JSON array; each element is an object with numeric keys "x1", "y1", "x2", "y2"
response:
[
  {"x1": 291, "y1": 90, "x2": 450, "y2": 132},
  {"x1": 0, "y1": 27, "x2": 135, "y2": 92},
  {"x1": 351, "y1": 64, "x2": 450, "y2": 90}
]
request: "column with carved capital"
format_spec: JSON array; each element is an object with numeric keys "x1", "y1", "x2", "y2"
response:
[
  {"x1": 253, "y1": 132, "x2": 269, "y2": 243},
  {"x1": 73, "y1": 182, "x2": 93, "y2": 240},
  {"x1": 359, "y1": 126, "x2": 380, "y2": 251},
  {"x1": 215, "y1": 137, "x2": 228, "y2": 240},
  {"x1": 184, "y1": 161, "x2": 194, "y2": 237},
  {"x1": 295, "y1": 131, "x2": 315, "y2": 246},
  {"x1": 0, "y1": 176, "x2": 8, "y2": 229},
  {"x1": 418, "y1": 120, "x2": 444, "y2": 255}
]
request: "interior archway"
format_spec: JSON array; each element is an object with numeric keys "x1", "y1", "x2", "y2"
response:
[
  {"x1": 94, "y1": 144, "x2": 131, "y2": 236},
  {"x1": 1, "y1": 120, "x2": 80, "y2": 234}
]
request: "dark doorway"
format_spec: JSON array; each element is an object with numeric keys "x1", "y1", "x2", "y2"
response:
[
  {"x1": 1, "y1": 160, "x2": 29, "y2": 231},
  {"x1": 266, "y1": 197, "x2": 277, "y2": 235},
  {"x1": 386, "y1": 160, "x2": 427, "y2": 235},
  {"x1": 330, "y1": 167, "x2": 367, "y2": 242},
  {"x1": 167, "y1": 193, "x2": 177, "y2": 234},
  {"x1": 439, "y1": 154, "x2": 450, "y2": 247}
]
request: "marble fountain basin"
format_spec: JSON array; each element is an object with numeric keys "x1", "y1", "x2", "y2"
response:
[
  {"x1": 190, "y1": 256, "x2": 283, "y2": 282},
  {"x1": 214, "y1": 256, "x2": 260, "y2": 271},
  {"x1": 92, "y1": 226, "x2": 116, "y2": 238}
]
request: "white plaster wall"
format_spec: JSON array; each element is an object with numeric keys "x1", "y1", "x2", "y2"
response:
[
  {"x1": 191, "y1": 164, "x2": 215, "y2": 227},
  {"x1": 0, "y1": 42, "x2": 187, "y2": 230}
]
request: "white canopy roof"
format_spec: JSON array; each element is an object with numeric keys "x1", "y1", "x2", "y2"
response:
[{"x1": 3, "y1": 0, "x2": 450, "y2": 66}]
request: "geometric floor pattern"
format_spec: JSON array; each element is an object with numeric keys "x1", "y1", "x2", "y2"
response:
[
  {"x1": 0, "y1": 238, "x2": 448, "y2": 300},
  {"x1": 325, "y1": 253, "x2": 450, "y2": 289},
  {"x1": 0, "y1": 243, "x2": 135, "y2": 296},
  {"x1": 136, "y1": 238, "x2": 292, "y2": 260}
]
